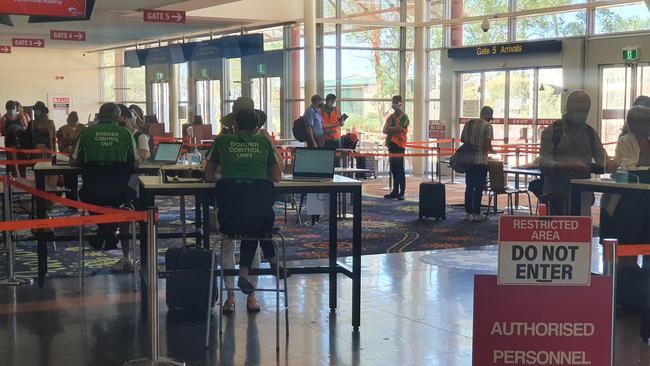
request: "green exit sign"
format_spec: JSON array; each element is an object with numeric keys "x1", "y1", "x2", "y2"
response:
[
  {"x1": 200, "y1": 68, "x2": 209, "y2": 78},
  {"x1": 256, "y1": 63, "x2": 267, "y2": 76},
  {"x1": 154, "y1": 72, "x2": 165, "y2": 81},
  {"x1": 622, "y1": 47, "x2": 639, "y2": 62}
]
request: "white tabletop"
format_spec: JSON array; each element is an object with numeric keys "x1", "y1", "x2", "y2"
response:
[
  {"x1": 335, "y1": 167, "x2": 373, "y2": 173},
  {"x1": 139, "y1": 174, "x2": 362, "y2": 190},
  {"x1": 571, "y1": 178, "x2": 650, "y2": 191},
  {"x1": 33, "y1": 161, "x2": 194, "y2": 172}
]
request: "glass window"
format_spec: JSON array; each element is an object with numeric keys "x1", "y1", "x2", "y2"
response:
[
  {"x1": 341, "y1": 50, "x2": 400, "y2": 99},
  {"x1": 101, "y1": 68, "x2": 116, "y2": 102},
  {"x1": 516, "y1": 11, "x2": 586, "y2": 40},
  {"x1": 517, "y1": 0, "x2": 585, "y2": 11},
  {"x1": 460, "y1": 0, "x2": 508, "y2": 17},
  {"x1": 428, "y1": 100, "x2": 440, "y2": 121},
  {"x1": 429, "y1": 0, "x2": 443, "y2": 20},
  {"x1": 484, "y1": 71, "x2": 506, "y2": 141},
  {"x1": 462, "y1": 19, "x2": 508, "y2": 45},
  {"x1": 406, "y1": 51, "x2": 415, "y2": 99},
  {"x1": 323, "y1": 0, "x2": 336, "y2": 18},
  {"x1": 341, "y1": 25, "x2": 401, "y2": 49},
  {"x1": 339, "y1": 100, "x2": 391, "y2": 144},
  {"x1": 595, "y1": 3, "x2": 650, "y2": 35},
  {"x1": 125, "y1": 67, "x2": 146, "y2": 103},
  {"x1": 101, "y1": 51, "x2": 116, "y2": 67},
  {"x1": 341, "y1": 0, "x2": 401, "y2": 22},
  {"x1": 429, "y1": 50, "x2": 441, "y2": 99},
  {"x1": 429, "y1": 26, "x2": 443, "y2": 48},
  {"x1": 324, "y1": 23, "x2": 337, "y2": 47},
  {"x1": 178, "y1": 63, "x2": 189, "y2": 124},
  {"x1": 461, "y1": 73, "x2": 481, "y2": 118},
  {"x1": 537, "y1": 68, "x2": 563, "y2": 120},
  {"x1": 262, "y1": 27, "x2": 284, "y2": 50},
  {"x1": 509, "y1": 69, "x2": 535, "y2": 144},
  {"x1": 226, "y1": 58, "x2": 241, "y2": 101},
  {"x1": 324, "y1": 48, "x2": 337, "y2": 97}
]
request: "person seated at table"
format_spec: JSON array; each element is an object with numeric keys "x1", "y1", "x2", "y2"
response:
[
  {"x1": 56, "y1": 111, "x2": 85, "y2": 200},
  {"x1": 71, "y1": 103, "x2": 139, "y2": 271},
  {"x1": 204, "y1": 108, "x2": 289, "y2": 295}
]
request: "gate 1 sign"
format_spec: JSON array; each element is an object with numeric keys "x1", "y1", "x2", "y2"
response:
[
  {"x1": 473, "y1": 275, "x2": 612, "y2": 366},
  {"x1": 498, "y1": 216, "x2": 592, "y2": 286}
]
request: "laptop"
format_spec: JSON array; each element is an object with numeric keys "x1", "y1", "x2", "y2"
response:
[
  {"x1": 284, "y1": 148, "x2": 336, "y2": 181},
  {"x1": 151, "y1": 141, "x2": 183, "y2": 165}
]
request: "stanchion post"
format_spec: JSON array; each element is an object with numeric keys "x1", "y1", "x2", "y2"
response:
[
  {"x1": 0, "y1": 175, "x2": 33, "y2": 286},
  {"x1": 602, "y1": 238, "x2": 617, "y2": 366},
  {"x1": 123, "y1": 207, "x2": 185, "y2": 366}
]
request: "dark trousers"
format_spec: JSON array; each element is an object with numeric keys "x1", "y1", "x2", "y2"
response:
[
  {"x1": 323, "y1": 139, "x2": 342, "y2": 167},
  {"x1": 465, "y1": 164, "x2": 487, "y2": 214},
  {"x1": 63, "y1": 174, "x2": 78, "y2": 200},
  {"x1": 240, "y1": 239, "x2": 276, "y2": 268},
  {"x1": 388, "y1": 145, "x2": 406, "y2": 194}
]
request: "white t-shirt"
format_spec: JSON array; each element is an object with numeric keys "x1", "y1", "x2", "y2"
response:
[{"x1": 137, "y1": 133, "x2": 150, "y2": 160}]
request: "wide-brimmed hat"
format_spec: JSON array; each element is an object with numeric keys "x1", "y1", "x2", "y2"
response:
[{"x1": 33, "y1": 101, "x2": 49, "y2": 114}]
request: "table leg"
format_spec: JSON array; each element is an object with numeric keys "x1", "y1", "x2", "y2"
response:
[
  {"x1": 352, "y1": 187, "x2": 362, "y2": 329},
  {"x1": 35, "y1": 172, "x2": 47, "y2": 287},
  {"x1": 201, "y1": 193, "x2": 210, "y2": 248},
  {"x1": 139, "y1": 193, "x2": 155, "y2": 319},
  {"x1": 514, "y1": 173, "x2": 520, "y2": 207},
  {"x1": 329, "y1": 192, "x2": 338, "y2": 312},
  {"x1": 570, "y1": 185, "x2": 582, "y2": 216}
]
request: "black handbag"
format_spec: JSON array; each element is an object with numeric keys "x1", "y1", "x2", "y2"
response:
[{"x1": 450, "y1": 142, "x2": 476, "y2": 173}]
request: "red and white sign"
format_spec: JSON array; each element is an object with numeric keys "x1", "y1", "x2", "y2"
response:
[
  {"x1": 50, "y1": 30, "x2": 86, "y2": 42},
  {"x1": 498, "y1": 216, "x2": 592, "y2": 286},
  {"x1": 12, "y1": 38, "x2": 44, "y2": 48},
  {"x1": 459, "y1": 117, "x2": 505, "y2": 124},
  {"x1": 428, "y1": 120, "x2": 445, "y2": 139},
  {"x1": 143, "y1": 9, "x2": 186, "y2": 24},
  {"x1": 0, "y1": 0, "x2": 86, "y2": 18},
  {"x1": 509, "y1": 118, "x2": 533, "y2": 125},
  {"x1": 0, "y1": 46, "x2": 11, "y2": 54},
  {"x1": 473, "y1": 275, "x2": 612, "y2": 366}
]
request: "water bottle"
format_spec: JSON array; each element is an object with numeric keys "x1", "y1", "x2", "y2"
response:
[
  {"x1": 190, "y1": 149, "x2": 202, "y2": 166},
  {"x1": 613, "y1": 169, "x2": 628, "y2": 183}
]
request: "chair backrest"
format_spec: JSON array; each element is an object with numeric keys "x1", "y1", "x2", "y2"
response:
[
  {"x1": 80, "y1": 161, "x2": 135, "y2": 205},
  {"x1": 214, "y1": 179, "x2": 276, "y2": 237},
  {"x1": 487, "y1": 160, "x2": 507, "y2": 193}
]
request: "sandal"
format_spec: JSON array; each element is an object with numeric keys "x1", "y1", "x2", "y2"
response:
[
  {"x1": 222, "y1": 299, "x2": 235, "y2": 315},
  {"x1": 246, "y1": 299, "x2": 261, "y2": 313},
  {"x1": 237, "y1": 276, "x2": 256, "y2": 295}
]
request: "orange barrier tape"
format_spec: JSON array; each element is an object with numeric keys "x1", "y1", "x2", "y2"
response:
[
  {"x1": 0, "y1": 159, "x2": 51, "y2": 166},
  {"x1": 351, "y1": 152, "x2": 453, "y2": 158},
  {"x1": 406, "y1": 139, "x2": 454, "y2": 145},
  {"x1": 0, "y1": 146, "x2": 65, "y2": 155},
  {"x1": 0, "y1": 212, "x2": 148, "y2": 232},
  {"x1": 9, "y1": 177, "x2": 128, "y2": 215},
  {"x1": 615, "y1": 244, "x2": 650, "y2": 257}
]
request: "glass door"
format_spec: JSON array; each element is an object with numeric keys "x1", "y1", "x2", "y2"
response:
[
  {"x1": 196, "y1": 79, "x2": 222, "y2": 134},
  {"x1": 151, "y1": 82, "x2": 170, "y2": 129},
  {"x1": 251, "y1": 76, "x2": 282, "y2": 135}
]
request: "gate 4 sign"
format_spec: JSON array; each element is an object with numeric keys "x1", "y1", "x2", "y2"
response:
[{"x1": 498, "y1": 216, "x2": 592, "y2": 286}]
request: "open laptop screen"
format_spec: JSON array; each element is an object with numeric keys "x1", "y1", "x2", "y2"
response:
[
  {"x1": 153, "y1": 142, "x2": 182, "y2": 163},
  {"x1": 293, "y1": 148, "x2": 335, "y2": 179}
]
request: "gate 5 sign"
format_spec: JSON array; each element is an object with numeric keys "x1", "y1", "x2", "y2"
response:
[
  {"x1": 473, "y1": 275, "x2": 612, "y2": 366},
  {"x1": 498, "y1": 216, "x2": 592, "y2": 286}
]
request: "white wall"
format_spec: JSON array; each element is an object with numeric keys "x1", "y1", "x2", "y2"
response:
[{"x1": 0, "y1": 48, "x2": 100, "y2": 128}]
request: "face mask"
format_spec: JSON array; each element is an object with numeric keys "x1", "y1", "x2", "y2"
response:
[
  {"x1": 571, "y1": 112, "x2": 588, "y2": 124},
  {"x1": 392, "y1": 103, "x2": 401, "y2": 111},
  {"x1": 7, "y1": 109, "x2": 16, "y2": 118},
  {"x1": 129, "y1": 116, "x2": 137, "y2": 128},
  {"x1": 34, "y1": 110, "x2": 43, "y2": 119}
]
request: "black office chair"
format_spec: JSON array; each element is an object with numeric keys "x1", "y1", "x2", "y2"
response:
[{"x1": 205, "y1": 178, "x2": 289, "y2": 352}]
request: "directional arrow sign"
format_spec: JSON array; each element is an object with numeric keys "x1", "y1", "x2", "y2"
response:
[
  {"x1": 50, "y1": 30, "x2": 86, "y2": 42},
  {"x1": 12, "y1": 38, "x2": 45, "y2": 48},
  {"x1": 0, "y1": 46, "x2": 11, "y2": 54},
  {"x1": 143, "y1": 9, "x2": 186, "y2": 24}
]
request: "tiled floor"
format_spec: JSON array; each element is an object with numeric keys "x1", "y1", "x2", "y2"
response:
[{"x1": 0, "y1": 249, "x2": 647, "y2": 366}]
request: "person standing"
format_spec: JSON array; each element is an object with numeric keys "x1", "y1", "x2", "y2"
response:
[
  {"x1": 460, "y1": 106, "x2": 494, "y2": 221},
  {"x1": 383, "y1": 95, "x2": 409, "y2": 200},
  {"x1": 321, "y1": 94, "x2": 349, "y2": 167},
  {"x1": 56, "y1": 112, "x2": 85, "y2": 200},
  {"x1": 539, "y1": 90, "x2": 606, "y2": 216},
  {"x1": 303, "y1": 94, "x2": 325, "y2": 148},
  {"x1": 1, "y1": 100, "x2": 27, "y2": 177}
]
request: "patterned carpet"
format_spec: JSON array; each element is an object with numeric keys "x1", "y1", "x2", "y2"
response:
[{"x1": 0, "y1": 195, "x2": 500, "y2": 279}]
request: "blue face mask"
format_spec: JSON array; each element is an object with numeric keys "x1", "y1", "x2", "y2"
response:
[
  {"x1": 572, "y1": 112, "x2": 588, "y2": 124},
  {"x1": 7, "y1": 109, "x2": 16, "y2": 118}
]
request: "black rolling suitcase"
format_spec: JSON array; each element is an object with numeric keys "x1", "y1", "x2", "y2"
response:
[
  {"x1": 165, "y1": 245, "x2": 217, "y2": 313},
  {"x1": 419, "y1": 181, "x2": 446, "y2": 220}
]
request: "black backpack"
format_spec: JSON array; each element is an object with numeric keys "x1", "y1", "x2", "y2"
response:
[{"x1": 292, "y1": 116, "x2": 308, "y2": 142}]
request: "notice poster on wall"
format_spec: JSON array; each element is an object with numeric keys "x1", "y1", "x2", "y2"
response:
[
  {"x1": 48, "y1": 94, "x2": 73, "y2": 128},
  {"x1": 428, "y1": 120, "x2": 445, "y2": 139}
]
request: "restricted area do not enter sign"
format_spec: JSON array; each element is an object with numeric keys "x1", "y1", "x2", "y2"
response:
[{"x1": 498, "y1": 216, "x2": 592, "y2": 286}]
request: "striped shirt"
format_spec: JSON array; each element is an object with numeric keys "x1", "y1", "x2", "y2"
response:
[{"x1": 461, "y1": 118, "x2": 493, "y2": 165}]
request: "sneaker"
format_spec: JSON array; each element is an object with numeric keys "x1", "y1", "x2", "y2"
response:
[
  {"x1": 397, "y1": 194, "x2": 405, "y2": 201},
  {"x1": 473, "y1": 213, "x2": 487, "y2": 222},
  {"x1": 384, "y1": 192, "x2": 398, "y2": 199},
  {"x1": 464, "y1": 213, "x2": 474, "y2": 221},
  {"x1": 111, "y1": 258, "x2": 134, "y2": 272}
]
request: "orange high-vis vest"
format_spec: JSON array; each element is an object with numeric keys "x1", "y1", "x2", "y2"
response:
[
  {"x1": 321, "y1": 107, "x2": 341, "y2": 141},
  {"x1": 385, "y1": 112, "x2": 409, "y2": 148}
]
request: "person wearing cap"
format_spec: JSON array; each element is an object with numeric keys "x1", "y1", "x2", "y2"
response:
[
  {"x1": 321, "y1": 94, "x2": 348, "y2": 153},
  {"x1": 1, "y1": 100, "x2": 27, "y2": 177},
  {"x1": 71, "y1": 102, "x2": 140, "y2": 271},
  {"x1": 303, "y1": 94, "x2": 325, "y2": 148}
]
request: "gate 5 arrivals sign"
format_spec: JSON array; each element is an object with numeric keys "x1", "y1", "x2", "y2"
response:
[
  {"x1": 498, "y1": 216, "x2": 592, "y2": 286},
  {"x1": 473, "y1": 275, "x2": 612, "y2": 366}
]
